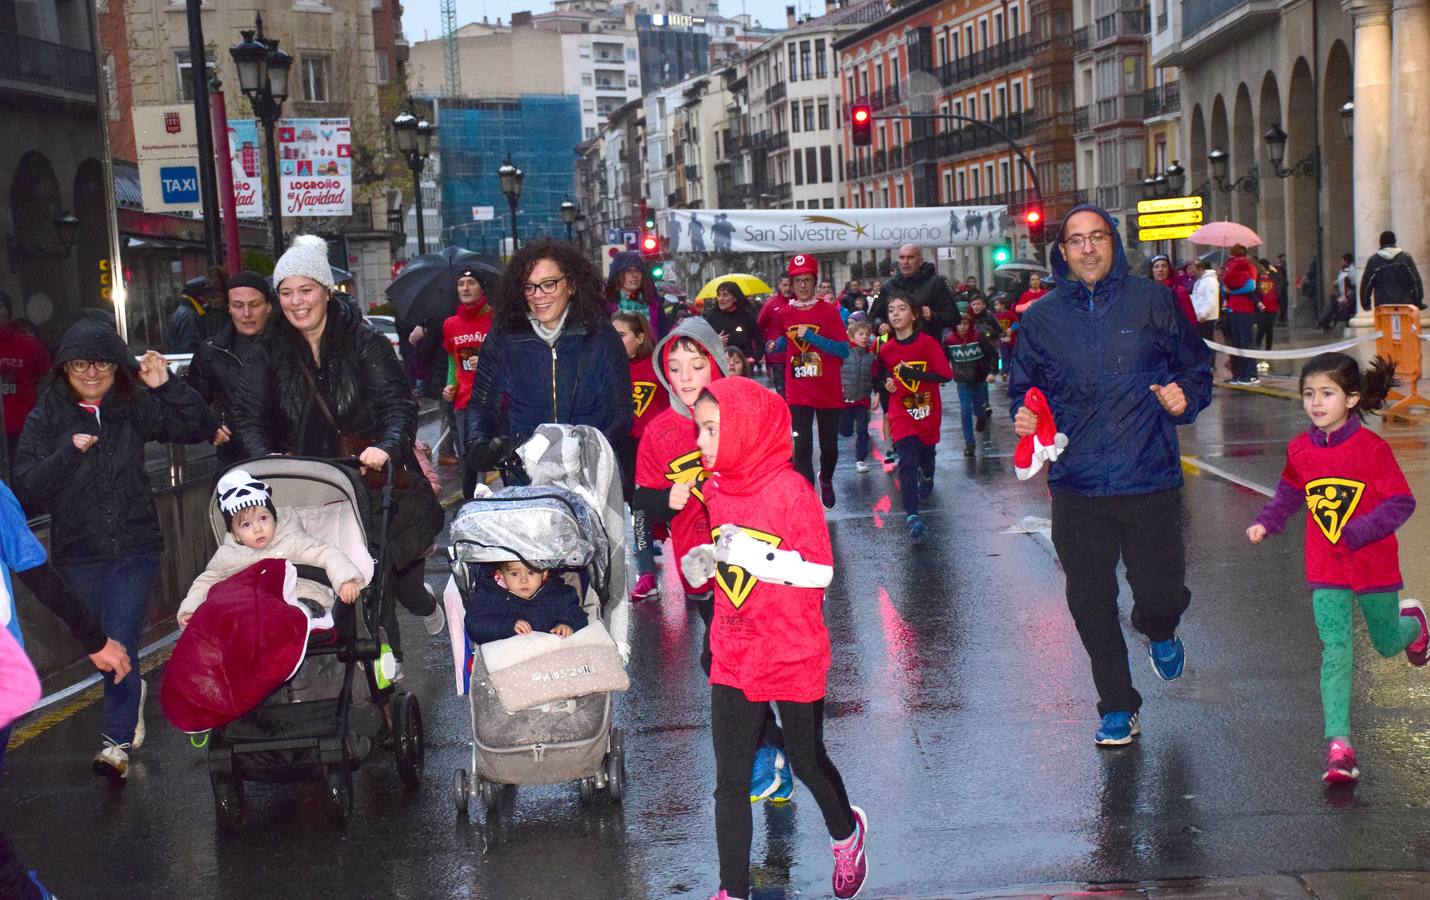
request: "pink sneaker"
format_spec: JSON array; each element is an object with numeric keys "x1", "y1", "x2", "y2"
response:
[
  {"x1": 831, "y1": 805, "x2": 869, "y2": 899},
  {"x1": 708, "y1": 892, "x2": 743, "y2": 900},
  {"x1": 631, "y1": 572, "x2": 658, "y2": 601},
  {"x1": 1323, "y1": 739, "x2": 1360, "y2": 784},
  {"x1": 1400, "y1": 598, "x2": 1428, "y2": 667}
]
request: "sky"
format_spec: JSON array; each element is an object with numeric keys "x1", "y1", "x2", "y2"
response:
[{"x1": 400, "y1": 0, "x2": 809, "y2": 43}]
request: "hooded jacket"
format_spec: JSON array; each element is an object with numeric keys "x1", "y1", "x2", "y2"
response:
[
  {"x1": 700, "y1": 377, "x2": 833, "y2": 703},
  {"x1": 1359, "y1": 246, "x2": 1425, "y2": 310},
  {"x1": 604, "y1": 251, "x2": 664, "y2": 335},
  {"x1": 186, "y1": 319, "x2": 263, "y2": 465},
  {"x1": 633, "y1": 318, "x2": 730, "y2": 594},
  {"x1": 1009, "y1": 204, "x2": 1213, "y2": 497},
  {"x1": 875, "y1": 262, "x2": 956, "y2": 333},
  {"x1": 14, "y1": 320, "x2": 215, "y2": 564},
  {"x1": 756, "y1": 292, "x2": 792, "y2": 365},
  {"x1": 442, "y1": 298, "x2": 494, "y2": 410}
]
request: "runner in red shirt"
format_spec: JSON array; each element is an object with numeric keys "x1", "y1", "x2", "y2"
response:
[
  {"x1": 756, "y1": 277, "x2": 793, "y2": 396},
  {"x1": 0, "y1": 295, "x2": 50, "y2": 461},
  {"x1": 442, "y1": 267, "x2": 494, "y2": 497}
]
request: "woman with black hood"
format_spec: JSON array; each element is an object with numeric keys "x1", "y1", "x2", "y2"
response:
[
  {"x1": 185, "y1": 270, "x2": 274, "y2": 469},
  {"x1": 704, "y1": 281, "x2": 764, "y2": 367},
  {"x1": 13, "y1": 318, "x2": 215, "y2": 781}
]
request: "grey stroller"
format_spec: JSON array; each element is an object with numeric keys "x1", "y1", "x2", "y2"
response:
[{"x1": 445, "y1": 425, "x2": 632, "y2": 816}]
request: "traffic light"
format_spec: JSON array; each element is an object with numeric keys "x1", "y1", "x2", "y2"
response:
[
  {"x1": 641, "y1": 229, "x2": 659, "y2": 256},
  {"x1": 650, "y1": 261, "x2": 665, "y2": 280},
  {"x1": 643, "y1": 211, "x2": 657, "y2": 230},
  {"x1": 1025, "y1": 207, "x2": 1045, "y2": 245},
  {"x1": 851, "y1": 102, "x2": 872, "y2": 147},
  {"x1": 992, "y1": 245, "x2": 1011, "y2": 265}
]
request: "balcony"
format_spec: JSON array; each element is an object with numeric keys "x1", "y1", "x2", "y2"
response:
[
  {"x1": 1072, "y1": 26, "x2": 1089, "y2": 55},
  {"x1": 683, "y1": 164, "x2": 700, "y2": 182},
  {"x1": 1093, "y1": 9, "x2": 1147, "y2": 44},
  {"x1": 766, "y1": 81, "x2": 787, "y2": 103},
  {"x1": 770, "y1": 131, "x2": 789, "y2": 151},
  {"x1": 890, "y1": 145, "x2": 903, "y2": 169},
  {"x1": 870, "y1": 83, "x2": 901, "y2": 111},
  {"x1": 908, "y1": 110, "x2": 1037, "y2": 164},
  {"x1": 874, "y1": 149, "x2": 887, "y2": 174},
  {"x1": 1092, "y1": 92, "x2": 1145, "y2": 127},
  {"x1": 1171, "y1": 1, "x2": 1278, "y2": 67},
  {"x1": 847, "y1": 161, "x2": 858, "y2": 181},
  {"x1": 936, "y1": 33, "x2": 1032, "y2": 90},
  {"x1": 1073, "y1": 105, "x2": 1090, "y2": 134},
  {"x1": 1145, "y1": 82, "x2": 1180, "y2": 118},
  {"x1": 1096, "y1": 182, "x2": 1142, "y2": 212},
  {"x1": 0, "y1": 31, "x2": 97, "y2": 96}
]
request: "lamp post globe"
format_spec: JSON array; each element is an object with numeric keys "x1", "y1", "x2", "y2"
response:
[
  {"x1": 1263, "y1": 123, "x2": 1288, "y2": 170},
  {"x1": 1166, "y1": 161, "x2": 1185, "y2": 195}
]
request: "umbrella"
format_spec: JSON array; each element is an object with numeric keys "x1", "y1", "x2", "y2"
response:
[
  {"x1": 384, "y1": 246, "x2": 500, "y2": 326},
  {"x1": 994, "y1": 258, "x2": 1049, "y2": 275},
  {"x1": 695, "y1": 273, "x2": 772, "y2": 300},
  {"x1": 1188, "y1": 221, "x2": 1262, "y2": 248}
]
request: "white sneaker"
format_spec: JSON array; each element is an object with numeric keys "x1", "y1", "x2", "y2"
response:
[
  {"x1": 93, "y1": 737, "x2": 130, "y2": 781},
  {"x1": 130, "y1": 678, "x2": 147, "y2": 750},
  {"x1": 421, "y1": 588, "x2": 446, "y2": 636},
  {"x1": 855, "y1": 460, "x2": 870, "y2": 474}
]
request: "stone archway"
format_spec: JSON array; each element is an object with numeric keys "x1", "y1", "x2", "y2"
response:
[
  {"x1": 1231, "y1": 83, "x2": 1257, "y2": 229},
  {"x1": 1188, "y1": 103, "x2": 1208, "y2": 202},
  {"x1": 1256, "y1": 72, "x2": 1285, "y2": 259},
  {"x1": 1209, "y1": 94, "x2": 1230, "y2": 223},
  {"x1": 8, "y1": 151, "x2": 65, "y2": 338},
  {"x1": 1322, "y1": 40, "x2": 1353, "y2": 303},
  {"x1": 1285, "y1": 57, "x2": 1319, "y2": 317}
]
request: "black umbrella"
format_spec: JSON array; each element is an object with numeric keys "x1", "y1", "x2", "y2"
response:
[{"x1": 384, "y1": 246, "x2": 501, "y2": 327}]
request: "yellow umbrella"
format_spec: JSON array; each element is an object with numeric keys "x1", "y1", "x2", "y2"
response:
[{"x1": 695, "y1": 274, "x2": 773, "y2": 301}]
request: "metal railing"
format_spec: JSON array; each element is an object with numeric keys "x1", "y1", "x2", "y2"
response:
[
  {"x1": 1145, "y1": 82, "x2": 1181, "y2": 117},
  {"x1": 874, "y1": 149, "x2": 887, "y2": 174},
  {"x1": 1094, "y1": 9, "x2": 1147, "y2": 43},
  {"x1": 1072, "y1": 26, "x2": 1089, "y2": 54},
  {"x1": 936, "y1": 33, "x2": 1032, "y2": 89},
  {"x1": 766, "y1": 81, "x2": 787, "y2": 103},
  {"x1": 0, "y1": 30, "x2": 97, "y2": 94},
  {"x1": 908, "y1": 110, "x2": 1036, "y2": 163},
  {"x1": 1074, "y1": 105, "x2": 1090, "y2": 133},
  {"x1": 870, "y1": 83, "x2": 902, "y2": 111}
]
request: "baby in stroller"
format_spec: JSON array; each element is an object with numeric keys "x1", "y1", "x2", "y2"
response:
[
  {"x1": 176, "y1": 468, "x2": 367, "y2": 628},
  {"x1": 464, "y1": 560, "x2": 587, "y2": 642}
]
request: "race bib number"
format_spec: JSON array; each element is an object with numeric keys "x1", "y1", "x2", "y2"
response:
[
  {"x1": 902, "y1": 392, "x2": 931, "y2": 421},
  {"x1": 792, "y1": 352, "x2": 823, "y2": 379}
]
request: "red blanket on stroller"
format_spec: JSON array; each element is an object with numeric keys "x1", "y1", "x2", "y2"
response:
[{"x1": 160, "y1": 559, "x2": 309, "y2": 733}]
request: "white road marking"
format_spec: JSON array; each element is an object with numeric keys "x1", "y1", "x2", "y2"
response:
[{"x1": 1180, "y1": 456, "x2": 1275, "y2": 498}]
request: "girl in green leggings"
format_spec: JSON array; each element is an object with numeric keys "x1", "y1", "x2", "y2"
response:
[{"x1": 1247, "y1": 352, "x2": 1428, "y2": 785}]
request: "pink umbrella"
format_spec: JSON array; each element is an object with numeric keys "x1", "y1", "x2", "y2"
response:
[{"x1": 1188, "y1": 221, "x2": 1263, "y2": 248}]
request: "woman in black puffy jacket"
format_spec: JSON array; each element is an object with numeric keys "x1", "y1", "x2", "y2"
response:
[{"x1": 703, "y1": 281, "x2": 764, "y2": 366}]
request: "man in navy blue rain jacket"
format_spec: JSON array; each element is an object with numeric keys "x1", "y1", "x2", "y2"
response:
[{"x1": 1010, "y1": 205, "x2": 1212, "y2": 747}]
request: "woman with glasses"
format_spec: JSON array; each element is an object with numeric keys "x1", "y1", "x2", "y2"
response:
[
  {"x1": 464, "y1": 239, "x2": 632, "y2": 481},
  {"x1": 13, "y1": 317, "x2": 214, "y2": 781}
]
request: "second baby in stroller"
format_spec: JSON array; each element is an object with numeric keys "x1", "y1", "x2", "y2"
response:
[{"x1": 464, "y1": 560, "x2": 587, "y2": 642}]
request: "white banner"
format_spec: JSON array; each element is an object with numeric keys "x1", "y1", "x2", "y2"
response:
[
  {"x1": 659, "y1": 206, "x2": 1009, "y2": 253},
  {"x1": 277, "y1": 118, "x2": 352, "y2": 216},
  {"x1": 226, "y1": 119, "x2": 265, "y2": 219}
]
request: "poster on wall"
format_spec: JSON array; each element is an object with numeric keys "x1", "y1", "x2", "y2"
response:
[
  {"x1": 277, "y1": 117, "x2": 352, "y2": 216},
  {"x1": 659, "y1": 206, "x2": 1010, "y2": 253},
  {"x1": 226, "y1": 119, "x2": 265, "y2": 219}
]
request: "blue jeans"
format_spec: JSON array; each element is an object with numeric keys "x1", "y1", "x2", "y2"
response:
[
  {"x1": 57, "y1": 552, "x2": 160, "y2": 746},
  {"x1": 956, "y1": 382, "x2": 990, "y2": 446},
  {"x1": 839, "y1": 404, "x2": 870, "y2": 461}
]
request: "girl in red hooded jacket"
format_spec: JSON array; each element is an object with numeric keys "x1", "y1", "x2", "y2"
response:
[{"x1": 682, "y1": 376, "x2": 869, "y2": 900}]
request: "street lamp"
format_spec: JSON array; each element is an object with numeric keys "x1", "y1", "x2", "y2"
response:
[
  {"x1": 1165, "y1": 161, "x2": 1186, "y2": 195},
  {"x1": 229, "y1": 14, "x2": 291, "y2": 258},
  {"x1": 6, "y1": 211, "x2": 80, "y2": 268},
  {"x1": 1207, "y1": 146, "x2": 1259, "y2": 197},
  {"x1": 1263, "y1": 124, "x2": 1318, "y2": 178},
  {"x1": 575, "y1": 212, "x2": 588, "y2": 253},
  {"x1": 392, "y1": 105, "x2": 436, "y2": 255},
  {"x1": 498, "y1": 157, "x2": 524, "y2": 254},
  {"x1": 560, "y1": 199, "x2": 577, "y2": 241},
  {"x1": 1339, "y1": 100, "x2": 1354, "y2": 142}
]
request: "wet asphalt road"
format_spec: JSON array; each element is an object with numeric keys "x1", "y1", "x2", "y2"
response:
[{"x1": 7, "y1": 382, "x2": 1430, "y2": 899}]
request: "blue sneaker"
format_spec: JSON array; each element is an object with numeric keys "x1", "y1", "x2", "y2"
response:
[
  {"x1": 1095, "y1": 711, "x2": 1141, "y2": 746},
  {"x1": 907, "y1": 514, "x2": 925, "y2": 542},
  {"x1": 749, "y1": 743, "x2": 779, "y2": 802},
  {"x1": 1148, "y1": 635, "x2": 1185, "y2": 681},
  {"x1": 769, "y1": 750, "x2": 795, "y2": 802}
]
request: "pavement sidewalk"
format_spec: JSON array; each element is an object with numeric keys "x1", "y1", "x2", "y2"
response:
[{"x1": 946, "y1": 870, "x2": 1430, "y2": 899}]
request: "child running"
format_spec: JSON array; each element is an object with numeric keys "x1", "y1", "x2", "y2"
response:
[
  {"x1": 840, "y1": 317, "x2": 876, "y2": 475},
  {"x1": 944, "y1": 313, "x2": 997, "y2": 458},
  {"x1": 992, "y1": 296, "x2": 1018, "y2": 382},
  {"x1": 876, "y1": 293, "x2": 952, "y2": 541},
  {"x1": 684, "y1": 376, "x2": 868, "y2": 900},
  {"x1": 1247, "y1": 353, "x2": 1428, "y2": 784},
  {"x1": 614, "y1": 312, "x2": 668, "y2": 602}
]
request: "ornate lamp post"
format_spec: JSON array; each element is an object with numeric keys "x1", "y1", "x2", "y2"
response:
[
  {"x1": 229, "y1": 14, "x2": 292, "y2": 258},
  {"x1": 392, "y1": 106, "x2": 436, "y2": 255},
  {"x1": 560, "y1": 199, "x2": 577, "y2": 241},
  {"x1": 498, "y1": 158, "x2": 524, "y2": 254}
]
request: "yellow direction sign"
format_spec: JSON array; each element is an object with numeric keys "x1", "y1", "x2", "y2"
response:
[
  {"x1": 1137, "y1": 209, "x2": 1203, "y2": 228},
  {"x1": 1138, "y1": 224, "x2": 1201, "y2": 242},
  {"x1": 1136, "y1": 195, "x2": 1202, "y2": 214}
]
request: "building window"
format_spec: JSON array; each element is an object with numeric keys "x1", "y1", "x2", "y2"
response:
[
  {"x1": 791, "y1": 102, "x2": 800, "y2": 132},
  {"x1": 582, "y1": 73, "x2": 593, "y2": 85},
  {"x1": 999, "y1": 159, "x2": 1010, "y2": 193},
  {"x1": 800, "y1": 40, "x2": 812, "y2": 80},
  {"x1": 1013, "y1": 81, "x2": 1023, "y2": 112},
  {"x1": 956, "y1": 169, "x2": 966, "y2": 201},
  {"x1": 789, "y1": 45, "x2": 798, "y2": 82},
  {"x1": 1011, "y1": 4, "x2": 1021, "y2": 35},
  {"x1": 964, "y1": 24, "x2": 974, "y2": 53},
  {"x1": 996, "y1": 85, "x2": 1006, "y2": 117},
  {"x1": 824, "y1": 198, "x2": 834, "y2": 209},
  {"x1": 981, "y1": 90, "x2": 992, "y2": 119},
  {"x1": 301, "y1": 56, "x2": 330, "y2": 102},
  {"x1": 804, "y1": 102, "x2": 815, "y2": 132},
  {"x1": 375, "y1": 51, "x2": 390, "y2": 85},
  {"x1": 815, "y1": 39, "x2": 827, "y2": 78},
  {"x1": 580, "y1": 44, "x2": 592, "y2": 58},
  {"x1": 971, "y1": 167, "x2": 980, "y2": 198},
  {"x1": 966, "y1": 95, "x2": 976, "y2": 119},
  {"x1": 896, "y1": 182, "x2": 905, "y2": 207},
  {"x1": 794, "y1": 152, "x2": 804, "y2": 185},
  {"x1": 980, "y1": 18, "x2": 989, "y2": 50},
  {"x1": 820, "y1": 146, "x2": 832, "y2": 183},
  {"x1": 627, "y1": 47, "x2": 637, "y2": 60},
  {"x1": 176, "y1": 50, "x2": 216, "y2": 103},
  {"x1": 806, "y1": 147, "x2": 818, "y2": 183},
  {"x1": 818, "y1": 101, "x2": 830, "y2": 130},
  {"x1": 937, "y1": 34, "x2": 947, "y2": 66},
  {"x1": 628, "y1": 76, "x2": 638, "y2": 87},
  {"x1": 994, "y1": 11, "x2": 1004, "y2": 43},
  {"x1": 585, "y1": 126, "x2": 596, "y2": 139},
  {"x1": 942, "y1": 171, "x2": 952, "y2": 203}
]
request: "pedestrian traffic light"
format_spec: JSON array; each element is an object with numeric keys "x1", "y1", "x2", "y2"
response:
[
  {"x1": 851, "y1": 102, "x2": 872, "y2": 147},
  {"x1": 992, "y1": 245, "x2": 1011, "y2": 265},
  {"x1": 1025, "y1": 207, "x2": 1045, "y2": 245},
  {"x1": 650, "y1": 261, "x2": 665, "y2": 280},
  {"x1": 641, "y1": 229, "x2": 659, "y2": 256},
  {"x1": 643, "y1": 211, "x2": 657, "y2": 231}
]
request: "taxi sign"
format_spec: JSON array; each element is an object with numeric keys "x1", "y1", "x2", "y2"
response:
[
  {"x1": 1137, "y1": 209, "x2": 1203, "y2": 228},
  {"x1": 1136, "y1": 195, "x2": 1202, "y2": 214},
  {"x1": 1138, "y1": 224, "x2": 1201, "y2": 242}
]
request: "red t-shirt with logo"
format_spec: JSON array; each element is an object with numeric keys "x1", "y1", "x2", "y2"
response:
[
  {"x1": 778, "y1": 301, "x2": 847, "y2": 409},
  {"x1": 635, "y1": 407, "x2": 711, "y2": 594},
  {"x1": 442, "y1": 302, "x2": 493, "y2": 409},
  {"x1": 628, "y1": 354, "x2": 669, "y2": 441},
  {"x1": 877, "y1": 332, "x2": 952, "y2": 445}
]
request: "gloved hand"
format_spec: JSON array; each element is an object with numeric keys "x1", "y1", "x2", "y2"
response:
[{"x1": 681, "y1": 544, "x2": 718, "y2": 586}]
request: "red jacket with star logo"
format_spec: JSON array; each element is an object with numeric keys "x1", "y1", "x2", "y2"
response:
[
  {"x1": 701, "y1": 377, "x2": 833, "y2": 703},
  {"x1": 878, "y1": 331, "x2": 952, "y2": 445}
]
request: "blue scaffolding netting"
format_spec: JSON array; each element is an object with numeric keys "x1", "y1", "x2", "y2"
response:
[{"x1": 435, "y1": 96, "x2": 582, "y2": 257}]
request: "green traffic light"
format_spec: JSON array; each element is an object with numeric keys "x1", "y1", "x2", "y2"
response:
[
  {"x1": 651, "y1": 264, "x2": 665, "y2": 279},
  {"x1": 993, "y1": 247, "x2": 1010, "y2": 264}
]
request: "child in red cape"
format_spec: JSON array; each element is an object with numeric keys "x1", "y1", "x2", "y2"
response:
[{"x1": 683, "y1": 376, "x2": 868, "y2": 900}]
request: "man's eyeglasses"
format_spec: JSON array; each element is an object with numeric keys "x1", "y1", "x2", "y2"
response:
[
  {"x1": 65, "y1": 360, "x2": 117, "y2": 374},
  {"x1": 522, "y1": 275, "x2": 567, "y2": 297},
  {"x1": 1062, "y1": 231, "x2": 1112, "y2": 251}
]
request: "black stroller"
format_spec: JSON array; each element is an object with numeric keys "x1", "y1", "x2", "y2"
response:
[{"x1": 201, "y1": 457, "x2": 424, "y2": 828}]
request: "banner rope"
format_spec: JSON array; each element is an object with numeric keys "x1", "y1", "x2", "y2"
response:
[{"x1": 1202, "y1": 331, "x2": 1381, "y2": 360}]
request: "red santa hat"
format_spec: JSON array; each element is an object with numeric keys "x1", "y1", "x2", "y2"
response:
[
  {"x1": 1013, "y1": 387, "x2": 1068, "y2": 481},
  {"x1": 786, "y1": 254, "x2": 818, "y2": 278}
]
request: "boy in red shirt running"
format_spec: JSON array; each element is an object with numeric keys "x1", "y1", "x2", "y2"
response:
[{"x1": 442, "y1": 266, "x2": 494, "y2": 498}]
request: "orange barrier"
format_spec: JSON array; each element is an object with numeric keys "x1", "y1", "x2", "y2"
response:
[{"x1": 1374, "y1": 304, "x2": 1430, "y2": 418}]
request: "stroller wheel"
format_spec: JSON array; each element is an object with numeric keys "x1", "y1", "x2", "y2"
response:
[
  {"x1": 392, "y1": 691, "x2": 425, "y2": 787},
  {"x1": 454, "y1": 769, "x2": 471, "y2": 816},
  {"x1": 211, "y1": 771, "x2": 244, "y2": 829},
  {"x1": 478, "y1": 776, "x2": 499, "y2": 813},
  {"x1": 606, "y1": 728, "x2": 626, "y2": 803},
  {"x1": 578, "y1": 776, "x2": 596, "y2": 805},
  {"x1": 324, "y1": 765, "x2": 354, "y2": 828}
]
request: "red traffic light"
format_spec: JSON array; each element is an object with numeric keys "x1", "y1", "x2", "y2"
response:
[
  {"x1": 1026, "y1": 209, "x2": 1041, "y2": 225},
  {"x1": 641, "y1": 234, "x2": 658, "y2": 253},
  {"x1": 852, "y1": 106, "x2": 871, "y2": 125},
  {"x1": 851, "y1": 102, "x2": 873, "y2": 147}
]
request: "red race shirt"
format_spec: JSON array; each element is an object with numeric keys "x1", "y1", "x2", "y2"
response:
[
  {"x1": 636, "y1": 407, "x2": 711, "y2": 594},
  {"x1": 0, "y1": 325, "x2": 49, "y2": 439},
  {"x1": 778, "y1": 301, "x2": 847, "y2": 409},
  {"x1": 877, "y1": 332, "x2": 952, "y2": 445},
  {"x1": 442, "y1": 302, "x2": 493, "y2": 409},
  {"x1": 628, "y1": 354, "x2": 669, "y2": 441}
]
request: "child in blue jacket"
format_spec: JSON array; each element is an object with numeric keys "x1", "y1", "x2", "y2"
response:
[{"x1": 464, "y1": 560, "x2": 587, "y2": 644}]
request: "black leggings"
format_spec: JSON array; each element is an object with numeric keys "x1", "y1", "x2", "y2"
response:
[
  {"x1": 712, "y1": 685, "x2": 854, "y2": 898},
  {"x1": 790, "y1": 405, "x2": 841, "y2": 484},
  {"x1": 696, "y1": 596, "x2": 783, "y2": 749},
  {"x1": 382, "y1": 555, "x2": 437, "y2": 661}
]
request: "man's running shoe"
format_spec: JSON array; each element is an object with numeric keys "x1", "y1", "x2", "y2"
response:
[
  {"x1": 1400, "y1": 598, "x2": 1429, "y2": 666},
  {"x1": 93, "y1": 736, "x2": 130, "y2": 782},
  {"x1": 1323, "y1": 738, "x2": 1359, "y2": 784},
  {"x1": 749, "y1": 743, "x2": 779, "y2": 802},
  {"x1": 906, "y1": 514, "x2": 925, "y2": 543},
  {"x1": 422, "y1": 585, "x2": 447, "y2": 635},
  {"x1": 631, "y1": 572, "x2": 659, "y2": 601},
  {"x1": 855, "y1": 460, "x2": 870, "y2": 474},
  {"x1": 708, "y1": 891, "x2": 742, "y2": 900},
  {"x1": 820, "y1": 478, "x2": 836, "y2": 509},
  {"x1": 769, "y1": 751, "x2": 794, "y2": 802},
  {"x1": 1148, "y1": 635, "x2": 1185, "y2": 681},
  {"x1": 1095, "y1": 711, "x2": 1140, "y2": 746},
  {"x1": 831, "y1": 805, "x2": 869, "y2": 899},
  {"x1": 130, "y1": 677, "x2": 148, "y2": 750},
  {"x1": 884, "y1": 451, "x2": 899, "y2": 465},
  {"x1": 975, "y1": 404, "x2": 992, "y2": 433}
]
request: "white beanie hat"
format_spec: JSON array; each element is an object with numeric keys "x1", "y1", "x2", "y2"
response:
[
  {"x1": 272, "y1": 234, "x2": 335, "y2": 291},
  {"x1": 216, "y1": 468, "x2": 276, "y2": 526}
]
